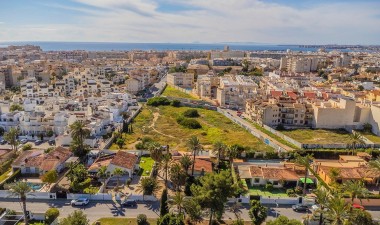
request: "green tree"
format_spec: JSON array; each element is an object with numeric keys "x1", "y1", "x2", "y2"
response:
[
  {"x1": 191, "y1": 171, "x2": 237, "y2": 225},
  {"x1": 137, "y1": 177, "x2": 159, "y2": 200},
  {"x1": 325, "y1": 194, "x2": 350, "y2": 225},
  {"x1": 97, "y1": 166, "x2": 109, "y2": 193},
  {"x1": 159, "y1": 154, "x2": 172, "y2": 188},
  {"x1": 67, "y1": 164, "x2": 89, "y2": 192},
  {"x1": 112, "y1": 168, "x2": 124, "y2": 188},
  {"x1": 4, "y1": 128, "x2": 20, "y2": 152},
  {"x1": 183, "y1": 197, "x2": 203, "y2": 224},
  {"x1": 266, "y1": 215, "x2": 303, "y2": 225},
  {"x1": 226, "y1": 145, "x2": 241, "y2": 164},
  {"x1": 45, "y1": 208, "x2": 59, "y2": 224},
  {"x1": 248, "y1": 200, "x2": 267, "y2": 225},
  {"x1": 9, "y1": 104, "x2": 23, "y2": 112},
  {"x1": 348, "y1": 133, "x2": 365, "y2": 155},
  {"x1": 46, "y1": 129, "x2": 54, "y2": 137},
  {"x1": 212, "y1": 141, "x2": 226, "y2": 172},
  {"x1": 187, "y1": 136, "x2": 202, "y2": 177},
  {"x1": 115, "y1": 137, "x2": 125, "y2": 149},
  {"x1": 369, "y1": 157, "x2": 380, "y2": 194},
  {"x1": 137, "y1": 214, "x2": 149, "y2": 225},
  {"x1": 169, "y1": 191, "x2": 186, "y2": 215},
  {"x1": 314, "y1": 187, "x2": 330, "y2": 225},
  {"x1": 60, "y1": 210, "x2": 89, "y2": 225},
  {"x1": 157, "y1": 213, "x2": 184, "y2": 225},
  {"x1": 8, "y1": 181, "x2": 32, "y2": 225},
  {"x1": 69, "y1": 121, "x2": 91, "y2": 158},
  {"x1": 41, "y1": 170, "x2": 58, "y2": 187},
  {"x1": 169, "y1": 163, "x2": 186, "y2": 192},
  {"x1": 346, "y1": 208, "x2": 376, "y2": 225},
  {"x1": 295, "y1": 154, "x2": 313, "y2": 196},
  {"x1": 363, "y1": 123, "x2": 372, "y2": 133},
  {"x1": 0, "y1": 127, "x2": 5, "y2": 136},
  {"x1": 149, "y1": 142, "x2": 163, "y2": 162},
  {"x1": 343, "y1": 180, "x2": 369, "y2": 205},
  {"x1": 160, "y1": 188, "x2": 169, "y2": 217},
  {"x1": 179, "y1": 155, "x2": 192, "y2": 176}
]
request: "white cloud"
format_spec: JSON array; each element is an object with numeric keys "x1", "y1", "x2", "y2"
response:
[{"x1": 1, "y1": 0, "x2": 380, "y2": 44}]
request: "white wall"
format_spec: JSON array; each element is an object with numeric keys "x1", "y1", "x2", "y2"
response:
[
  {"x1": 66, "y1": 193, "x2": 112, "y2": 200},
  {"x1": 0, "y1": 190, "x2": 56, "y2": 199}
]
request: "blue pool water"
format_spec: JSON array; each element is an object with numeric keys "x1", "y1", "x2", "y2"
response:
[{"x1": 27, "y1": 182, "x2": 43, "y2": 191}]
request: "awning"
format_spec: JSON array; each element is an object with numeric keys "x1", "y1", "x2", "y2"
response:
[{"x1": 299, "y1": 178, "x2": 314, "y2": 184}]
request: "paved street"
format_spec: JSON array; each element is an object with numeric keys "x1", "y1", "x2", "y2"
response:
[{"x1": 1, "y1": 199, "x2": 379, "y2": 223}]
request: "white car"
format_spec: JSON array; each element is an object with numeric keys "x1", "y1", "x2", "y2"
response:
[
  {"x1": 71, "y1": 198, "x2": 89, "y2": 206},
  {"x1": 20, "y1": 139, "x2": 28, "y2": 144}
]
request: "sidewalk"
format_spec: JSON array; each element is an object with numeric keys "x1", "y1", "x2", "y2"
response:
[{"x1": 220, "y1": 108, "x2": 294, "y2": 152}]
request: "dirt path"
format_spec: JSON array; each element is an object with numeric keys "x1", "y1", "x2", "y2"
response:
[{"x1": 147, "y1": 108, "x2": 176, "y2": 139}]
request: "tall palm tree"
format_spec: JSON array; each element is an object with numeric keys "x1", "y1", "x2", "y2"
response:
[
  {"x1": 97, "y1": 166, "x2": 108, "y2": 193},
  {"x1": 112, "y1": 168, "x2": 124, "y2": 188},
  {"x1": 369, "y1": 157, "x2": 380, "y2": 194},
  {"x1": 69, "y1": 121, "x2": 91, "y2": 158},
  {"x1": 9, "y1": 181, "x2": 32, "y2": 225},
  {"x1": 187, "y1": 136, "x2": 202, "y2": 177},
  {"x1": 348, "y1": 133, "x2": 365, "y2": 155},
  {"x1": 212, "y1": 141, "x2": 226, "y2": 172},
  {"x1": 149, "y1": 142, "x2": 163, "y2": 162},
  {"x1": 314, "y1": 187, "x2": 330, "y2": 225},
  {"x1": 169, "y1": 163, "x2": 187, "y2": 192},
  {"x1": 325, "y1": 194, "x2": 350, "y2": 225},
  {"x1": 179, "y1": 155, "x2": 193, "y2": 175},
  {"x1": 136, "y1": 177, "x2": 159, "y2": 201},
  {"x1": 169, "y1": 191, "x2": 187, "y2": 215},
  {"x1": 226, "y1": 145, "x2": 240, "y2": 164},
  {"x1": 342, "y1": 180, "x2": 369, "y2": 205},
  {"x1": 295, "y1": 154, "x2": 313, "y2": 196},
  {"x1": 159, "y1": 154, "x2": 172, "y2": 188}
]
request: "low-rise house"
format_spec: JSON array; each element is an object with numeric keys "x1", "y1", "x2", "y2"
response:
[
  {"x1": 172, "y1": 155, "x2": 213, "y2": 176},
  {"x1": 12, "y1": 147, "x2": 72, "y2": 175},
  {"x1": 88, "y1": 151, "x2": 139, "y2": 177}
]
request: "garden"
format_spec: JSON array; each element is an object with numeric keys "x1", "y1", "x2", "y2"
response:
[{"x1": 138, "y1": 156, "x2": 155, "y2": 176}]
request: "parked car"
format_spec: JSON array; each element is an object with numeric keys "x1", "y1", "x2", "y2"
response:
[
  {"x1": 48, "y1": 140, "x2": 55, "y2": 146},
  {"x1": 352, "y1": 204, "x2": 365, "y2": 210},
  {"x1": 71, "y1": 198, "x2": 89, "y2": 206},
  {"x1": 0, "y1": 140, "x2": 7, "y2": 145},
  {"x1": 292, "y1": 204, "x2": 309, "y2": 212},
  {"x1": 35, "y1": 140, "x2": 43, "y2": 145},
  {"x1": 121, "y1": 199, "x2": 137, "y2": 207},
  {"x1": 20, "y1": 139, "x2": 28, "y2": 144}
]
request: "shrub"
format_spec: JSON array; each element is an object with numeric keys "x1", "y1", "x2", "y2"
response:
[
  {"x1": 264, "y1": 151, "x2": 279, "y2": 159},
  {"x1": 45, "y1": 208, "x2": 60, "y2": 224},
  {"x1": 176, "y1": 116, "x2": 202, "y2": 129},
  {"x1": 183, "y1": 109, "x2": 199, "y2": 118},
  {"x1": 286, "y1": 189, "x2": 296, "y2": 197},
  {"x1": 83, "y1": 186, "x2": 98, "y2": 194},
  {"x1": 171, "y1": 100, "x2": 181, "y2": 107},
  {"x1": 22, "y1": 144, "x2": 32, "y2": 151},
  {"x1": 147, "y1": 97, "x2": 171, "y2": 106},
  {"x1": 137, "y1": 214, "x2": 149, "y2": 225},
  {"x1": 294, "y1": 186, "x2": 303, "y2": 194},
  {"x1": 200, "y1": 131, "x2": 207, "y2": 136},
  {"x1": 265, "y1": 183, "x2": 273, "y2": 191}
]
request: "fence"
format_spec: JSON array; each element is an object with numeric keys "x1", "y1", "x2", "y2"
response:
[
  {"x1": 260, "y1": 196, "x2": 315, "y2": 205},
  {"x1": 0, "y1": 190, "x2": 56, "y2": 199},
  {"x1": 127, "y1": 194, "x2": 157, "y2": 202},
  {"x1": 66, "y1": 193, "x2": 113, "y2": 200}
]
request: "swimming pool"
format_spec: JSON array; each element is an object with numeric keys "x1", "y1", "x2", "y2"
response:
[{"x1": 27, "y1": 182, "x2": 44, "y2": 191}]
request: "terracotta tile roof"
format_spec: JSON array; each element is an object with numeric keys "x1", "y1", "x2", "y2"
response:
[
  {"x1": 193, "y1": 158, "x2": 213, "y2": 173},
  {"x1": 88, "y1": 155, "x2": 113, "y2": 172},
  {"x1": 304, "y1": 92, "x2": 316, "y2": 99},
  {"x1": 12, "y1": 150, "x2": 44, "y2": 167},
  {"x1": 110, "y1": 151, "x2": 138, "y2": 170},
  {"x1": 249, "y1": 166, "x2": 299, "y2": 180},
  {"x1": 40, "y1": 159, "x2": 60, "y2": 171},
  {"x1": 287, "y1": 91, "x2": 298, "y2": 100},
  {"x1": 45, "y1": 146, "x2": 72, "y2": 164},
  {"x1": 319, "y1": 166, "x2": 378, "y2": 179},
  {"x1": 270, "y1": 91, "x2": 282, "y2": 98}
]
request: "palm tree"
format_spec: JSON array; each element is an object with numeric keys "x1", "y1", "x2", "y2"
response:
[
  {"x1": 187, "y1": 136, "x2": 202, "y2": 176},
  {"x1": 8, "y1": 181, "x2": 32, "y2": 225},
  {"x1": 169, "y1": 163, "x2": 187, "y2": 192},
  {"x1": 136, "y1": 177, "x2": 159, "y2": 201},
  {"x1": 295, "y1": 154, "x2": 313, "y2": 196},
  {"x1": 179, "y1": 155, "x2": 193, "y2": 175},
  {"x1": 348, "y1": 133, "x2": 365, "y2": 155},
  {"x1": 325, "y1": 194, "x2": 350, "y2": 225},
  {"x1": 369, "y1": 157, "x2": 380, "y2": 194},
  {"x1": 69, "y1": 121, "x2": 91, "y2": 158},
  {"x1": 314, "y1": 187, "x2": 330, "y2": 225},
  {"x1": 212, "y1": 141, "x2": 226, "y2": 172},
  {"x1": 97, "y1": 166, "x2": 108, "y2": 193},
  {"x1": 159, "y1": 154, "x2": 172, "y2": 188},
  {"x1": 226, "y1": 145, "x2": 240, "y2": 164},
  {"x1": 169, "y1": 191, "x2": 187, "y2": 215},
  {"x1": 149, "y1": 142, "x2": 163, "y2": 162},
  {"x1": 342, "y1": 180, "x2": 369, "y2": 205},
  {"x1": 112, "y1": 168, "x2": 124, "y2": 188}
]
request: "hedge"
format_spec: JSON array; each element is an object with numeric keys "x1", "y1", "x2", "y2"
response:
[{"x1": 147, "y1": 97, "x2": 171, "y2": 106}]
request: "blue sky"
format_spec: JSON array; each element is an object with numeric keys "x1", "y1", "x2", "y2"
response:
[{"x1": 0, "y1": 0, "x2": 379, "y2": 44}]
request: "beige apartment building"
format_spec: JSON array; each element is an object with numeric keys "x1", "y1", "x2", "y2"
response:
[
  {"x1": 167, "y1": 72, "x2": 194, "y2": 89},
  {"x1": 217, "y1": 75, "x2": 257, "y2": 108},
  {"x1": 280, "y1": 57, "x2": 319, "y2": 73},
  {"x1": 193, "y1": 71, "x2": 219, "y2": 99}
]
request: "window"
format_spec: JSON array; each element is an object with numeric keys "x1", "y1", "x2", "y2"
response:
[
  {"x1": 300, "y1": 120, "x2": 303, "y2": 123},
  {"x1": 25, "y1": 167, "x2": 31, "y2": 173},
  {"x1": 254, "y1": 178, "x2": 260, "y2": 183},
  {"x1": 295, "y1": 114, "x2": 298, "y2": 118},
  {"x1": 273, "y1": 181, "x2": 279, "y2": 185},
  {"x1": 294, "y1": 120, "x2": 298, "y2": 123}
]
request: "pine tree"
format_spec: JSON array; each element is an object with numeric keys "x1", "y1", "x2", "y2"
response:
[{"x1": 160, "y1": 188, "x2": 169, "y2": 217}]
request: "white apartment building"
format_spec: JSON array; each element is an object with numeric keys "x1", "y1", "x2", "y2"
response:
[
  {"x1": 217, "y1": 75, "x2": 257, "y2": 108},
  {"x1": 280, "y1": 57, "x2": 319, "y2": 73}
]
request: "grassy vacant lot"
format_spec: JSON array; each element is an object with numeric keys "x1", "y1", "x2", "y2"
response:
[
  {"x1": 281, "y1": 129, "x2": 352, "y2": 144},
  {"x1": 356, "y1": 131, "x2": 380, "y2": 143},
  {"x1": 161, "y1": 85, "x2": 198, "y2": 99},
  {"x1": 114, "y1": 105, "x2": 273, "y2": 152},
  {"x1": 0, "y1": 168, "x2": 11, "y2": 183},
  {"x1": 139, "y1": 156, "x2": 154, "y2": 176}
]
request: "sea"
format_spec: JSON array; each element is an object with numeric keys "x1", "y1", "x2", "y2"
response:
[{"x1": 0, "y1": 41, "x2": 348, "y2": 52}]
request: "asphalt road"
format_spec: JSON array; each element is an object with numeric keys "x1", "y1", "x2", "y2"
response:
[{"x1": 2, "y1": 199, "x2": 379, "y2": 223}]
